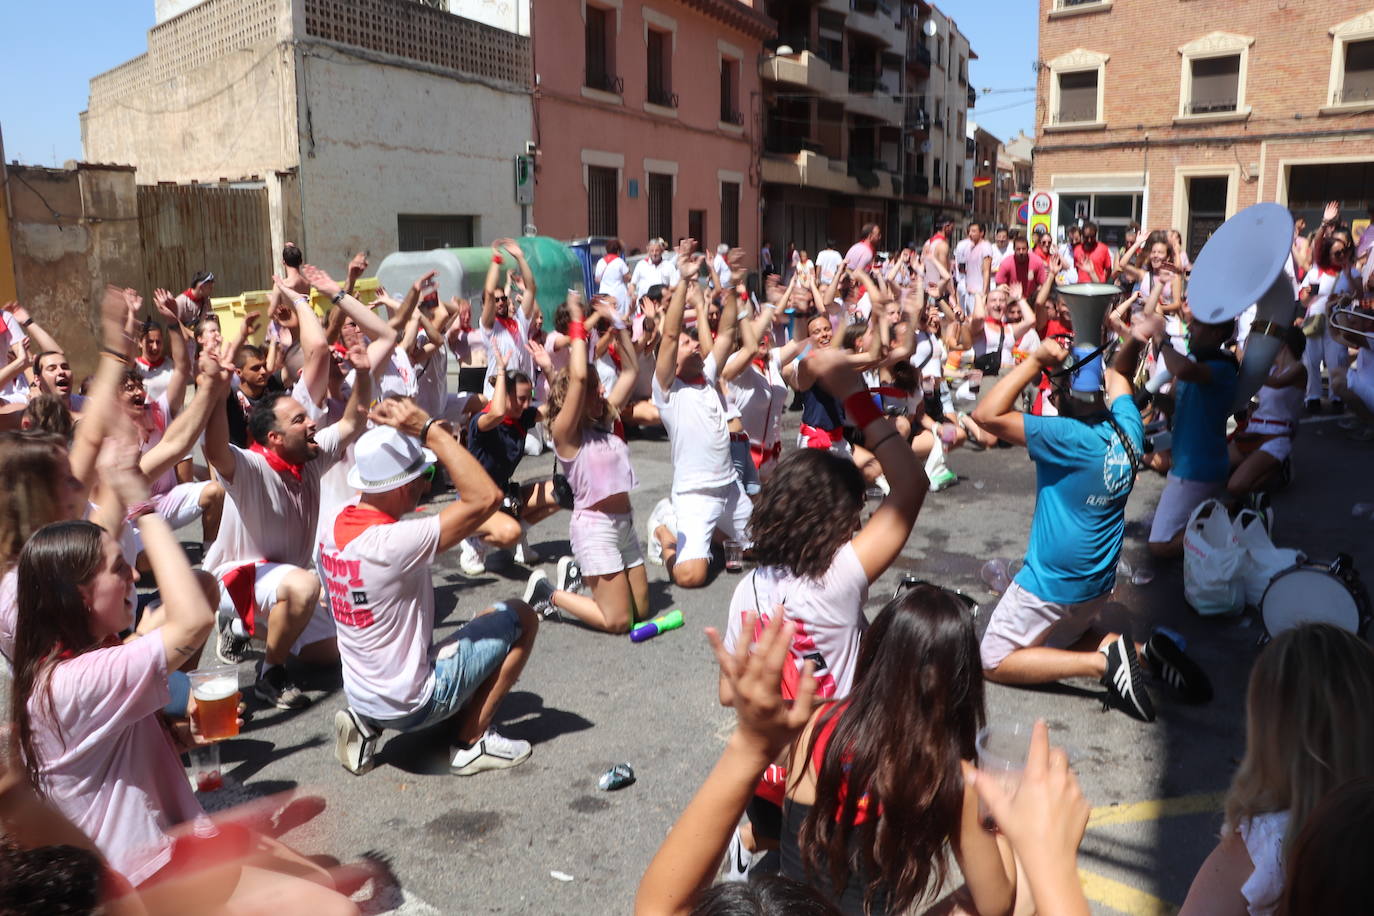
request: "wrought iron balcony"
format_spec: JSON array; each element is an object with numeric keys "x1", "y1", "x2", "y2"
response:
[
  {"x1": 968, "y1": 86, "x2": 977, "y2": 107},
  {"x1": 906, "y1": 173, "x2": 930, "y2": 196},
  {"x1": 764, "y1": 135, "x2": 823, "y2": 155},
  {"x1": 585, "y1": 69, "x2": 624, "y2": 95},
  {"x1": 848, "y1": 72, "x2": 887, "y2": 94},
  {"x1": 648, "y1": 86, "x2": 679, "y2": 108}
]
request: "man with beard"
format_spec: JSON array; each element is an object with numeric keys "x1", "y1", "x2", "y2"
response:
[
  {"x1": 203, "y1": 343, "x2": 373, "y2": 709},
  {"x1": 994, "y1": 234, "x2": 1049, "y2": 303}
]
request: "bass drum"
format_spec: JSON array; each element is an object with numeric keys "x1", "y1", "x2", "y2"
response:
[{"x1": 1259, "y1": 555, "x2": 1371, "y2": 641}]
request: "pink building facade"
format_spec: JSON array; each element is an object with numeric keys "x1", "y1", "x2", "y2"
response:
[{"x1": 531, "y1": 0, "x2": 773, "y2": 258}]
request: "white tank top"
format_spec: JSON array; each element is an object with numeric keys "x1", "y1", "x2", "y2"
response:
[{"x1": 1250, "y1": 367, "x2": 1304, "y2": 427}]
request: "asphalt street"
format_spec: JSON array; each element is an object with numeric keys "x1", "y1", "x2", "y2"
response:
[{"x1": 170, "y1": 404, "x2": 1371, "y2": 916}]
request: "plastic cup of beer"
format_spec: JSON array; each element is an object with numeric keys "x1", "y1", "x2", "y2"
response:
[
  {"x1": 975, "y1": 720, "x2": 1034, "y2": 830},
  {"x1": 190, "y1": 664, "x2": 240, "y2": 741}
]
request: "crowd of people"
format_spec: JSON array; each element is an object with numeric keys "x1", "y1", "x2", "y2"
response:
[{"x1": 0, "y1": 197, "x2": 1370, "y2": 914}]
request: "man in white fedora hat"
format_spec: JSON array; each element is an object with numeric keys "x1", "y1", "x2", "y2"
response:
[{"x1": 321, "y1": 397, "x2": 540, "y2": 776}]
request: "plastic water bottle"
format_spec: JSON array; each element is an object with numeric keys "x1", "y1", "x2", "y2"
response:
[{"x1": 980, "y1": 559, "x2": 1011, "y2": 594}]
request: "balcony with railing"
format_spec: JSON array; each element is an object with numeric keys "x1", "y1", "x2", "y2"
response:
[
  {"x1": 967, "y1": 86, "x2": 977, "y2": 107},
  {"x1": 764, "y1": 135, "x2": 823, "y2": 156},
  {"x1": 965, "y1": 136, "x2": 976, "y2": 158},
  {"x1": 585, "y1": 68, "x2": 624, "y2": 96},
  {"x1": 761, "y1": 46, "x2": 847, "y2": 97},
  {"x1": 904, "y1": 172, "x2": 930, "y2": 197},
  {"x1": 904, "y1": 104, "x2": 929, "y2": 132},
  {"x1": 908, "y1": 37, "x2": 931, "y2": 72},
  {"x1": 845, "y1": 0, "x2": 899, "y2": 49},
  {"x1": 648, "y1": 85, "x2": 679, "y2": 109},
  {"x1": 964, "y1": 188, "x2": 974, "y2": 208}
]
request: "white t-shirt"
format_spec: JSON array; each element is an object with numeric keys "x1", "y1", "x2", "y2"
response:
[
  {"x1": 816, "y1": 249, "x2": 844, "y2": 286},
  {"x1": 972, "y1": 319, "x2": 1013, "y2": 366},
  {"x1": 203, "y1": 423, "x2": 347, "y2": 577},
  {"x1": 724, "y1": 542, "x2": 870, "y2": 699},
  {"x1": 596, "y1": 255, "x2": 632, "y2": 314},
  {"x1": 651, "y1": 351, "x2": 734, "y2": 492},
  {"x1": 1302, "y1": 266, "x2": 1358, "y2": 316},
  {"x1": 30, "y1": 635, "x2": 204, "y2": 886},
  {"x1": 991, "y1": 242, "x2": 1014, "y2": 274},
  {"x1": 953, "y1": 238, "x2": 973, "y2": 289},
  {"x1": 630, "y1": 257, "x2": 679, "y2": 299},
  {"x1": 479, "y1": 310, "x2": 534, "y2": 395},
  {"x1": 713, "y1": 255, "x2": 733, "y2": 290},
  {"x1": 963, "y1": 240, "x2": 995, "y2": 296},
  {"x1": 319, "y1": 505, "x2": 443, "y2": 720},
  {"x1": 0, "y1": 567, "x2": 16, "y2": 659},
  {"x1": 135, "y1": 355, "x2": 174, "y2": 405},
  {"x1": 0, "y1": 312, "x2": 27, "y2": 403},
  {"x1": 137, "y1": 394, "x2": 177, "y2": 497},
  {"x1": 412, "y1": 329, "x2": 448, "y2": 419},
  {"x1": 376, "y1": 348, "x2": 418, "y2": 401},
  {"x1": 728, "y1": 351, "x2": 787, "y2": 452}
]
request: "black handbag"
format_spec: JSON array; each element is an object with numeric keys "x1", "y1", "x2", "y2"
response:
[
  {"x1": 551, "y1": 451, "x2": 575, "y2": 510},
  {"x1": 971, "y1": 322, "x2": 1007, "y2": 375}
]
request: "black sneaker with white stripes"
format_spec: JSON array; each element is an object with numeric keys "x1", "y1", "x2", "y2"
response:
[
  {"x1": 1101, "y1": 635, "x2": 1155, "y2": 722},
  {"x1": 1143, "y1": 631, "x2": 1212, "y2": 704}
]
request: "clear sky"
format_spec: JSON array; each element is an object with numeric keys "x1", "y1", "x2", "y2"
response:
[
  {"x1": 0, "y1": 0, "x2": 1036, "y2": 166},
  {"x1": 960, "y1": 0, "x2": 1040, "y2": 145}
]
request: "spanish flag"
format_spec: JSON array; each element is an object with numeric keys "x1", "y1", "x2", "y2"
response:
[{"x1": 973, "y1": 176, "x2": 992, "y2": 188}]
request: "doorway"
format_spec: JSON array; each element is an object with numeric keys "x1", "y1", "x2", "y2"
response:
[{"x1": 1185, "y1": 176, "x2": 1229, "y2": 262}]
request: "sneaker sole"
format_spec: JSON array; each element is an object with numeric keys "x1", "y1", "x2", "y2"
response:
[
  {"x1": 333, "y1": 710, "x2": 376, "y2": 775},
  {"x1": 1106, "y1": 637, "x2": 1155, "y2": 722},
  {"x1": 254, "y1": 683, "x2": 311, "y2": 710},
  {"x1": 450, "y1": 747, "x2": 532, "y2": 776},
  {"x1": 522, "y1": 572, "x2": 551, "y2": 605},
  {"x1": 1147, "y1": 637, "x2": 1213, "y2": 704}
]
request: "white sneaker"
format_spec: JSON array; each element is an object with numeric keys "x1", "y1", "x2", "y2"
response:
[
  {"x1": 721, "y1": 826, "x2": 753, "y2": 883},
  {"x1": 646, "y1": 497, "x2": 676, "y2": 566},
  {"x1": 450, "y1": 728, "x2": 531, "y2": 775},
  {"x1": 513, "y1": 527, "x2": 543, "y2": 565},
  {"x1": 459, "y1": 537, "x2": 487, "y2": 576}
]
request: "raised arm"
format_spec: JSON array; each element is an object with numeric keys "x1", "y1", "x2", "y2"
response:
[
  {"x1": 333, "y1": 344, "x2": 375, "y2": 447},
  {"x1": 344, "y1": 251, "x2": 368, "y2": 297},
  {"x1": 152, "y1": 289, "x2": 193, "y2": 415},
  {"x1": 70, "y1": 287, "x2": 142, "y2": 494},
  {"x1": 551, "y1": 296, "x2": 591, "y2": 453},
  {"x1": 140, "y1": 346, "x2": 233, "y2": 484},
  {"x1": 475, "y1": 348, "x2": 510, "y2": 432},
  {"x1": 655, "y1": 243, "x2": 699, "y2": 392},
  {"x1": 2, "y1": 302, "x2": 62, "y2": 357},
  {"x1": 371, "y1": 399, "x2": 502, "y2": 552},
  {"x1": 274, "y1": 275, "x2": 329, "y2": 404},
  {"x1": 481, "y1": 239, "x2": 510, "y2": 331},
  {"x1": 303, "y1": 264, "x2": 401, "y2": 374},
  {"x1": 810, "y1": 348, "x2": 928, "y2": 581},
  {"x1": 99, "y1": 443, "x2": 214, "y2": 668},
  {"x1": 972, "y1": 338, "x2": 1066, "y2": 447},
  {"x1": 503, "y1": 239, "x2": 539, "y2": 320}
]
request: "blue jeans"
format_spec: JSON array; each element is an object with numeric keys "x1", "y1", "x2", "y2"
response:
[{"x1": 376, "y1": 605, "x2": 523, "y2": 733}]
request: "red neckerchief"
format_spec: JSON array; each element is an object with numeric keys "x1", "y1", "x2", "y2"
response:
[
  {"x1": 752, "y1": 354, "x2": 768, "y2": 372},
  {"x1": 1319, "y1": 264, "x2": 1340, "y2": 277},
  {"x1": 493, "y1": 314, "x2": 519, "y2": 336},
  {"x1": 250, "y1": 441, "x2": 303, "y2": 481},
  {"x1": 333, "y1": 503, "x2": 397, "y2": 551},
  {"x1": 181, "y1": 287, "x2": 203, "y2": 303},
  {"x1": 479, "y1": 403, "x2": 527, "y2": 436},
  {"x1": 930, "y1": 232, "x2": 946, "y2": 244},
  {"x1": 602, "y1": 253, "x2": 618, "y2": 263},
  {"x1": 985, "y1": 317, "x2": 1004, "y2": 328},
  {"x1": 607, "y1": 340, "x2": 623, "y2": 371},
  {"x1": 677, "y1": 373, "x2": 706, "y2": 386},
  {"x1": 135, "y1": 355, "x2": 165, "y2": 371}
]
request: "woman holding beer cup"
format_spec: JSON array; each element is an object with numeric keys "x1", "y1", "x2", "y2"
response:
[{"x1": 9, "y1": 447, "x2": 355, "y2": 910}]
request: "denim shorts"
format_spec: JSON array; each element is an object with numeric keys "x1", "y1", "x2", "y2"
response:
[{"x1": 379, "y1": 605, "x2": 523, "y2": 733}]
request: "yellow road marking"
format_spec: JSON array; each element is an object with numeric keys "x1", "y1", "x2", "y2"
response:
[
  {"x1": 1079, "y1": 869, "x2": 1179, "y2": 915},
  {"x1": 1087, "y1": 791, "x2": 1225, "y2": 829}
]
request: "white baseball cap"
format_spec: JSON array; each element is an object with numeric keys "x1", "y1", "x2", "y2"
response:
[{"x1": 346, "y1": 426, "x2": 437, "y2": 494}]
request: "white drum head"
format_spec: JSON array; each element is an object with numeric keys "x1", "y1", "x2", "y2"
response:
[
  {"x1": 1261, "y1": 567, "x2": 1361, "y2": 636},
  {"x1": 1190, "y1": 203, "x2": 1294, "y2": 324}
]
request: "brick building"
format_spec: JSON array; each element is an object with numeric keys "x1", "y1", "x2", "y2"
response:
[
  {"x1": 1035, "y1": 0, "x2": 1374, "y2": 255},
  {"x1": 969, "y1": 123, "x2": 1000, "y2": 229}
]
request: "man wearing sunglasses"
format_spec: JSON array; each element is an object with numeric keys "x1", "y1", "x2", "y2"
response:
[
  {"x1": 479, "y1": 238, "x2": 540, "y2": 397},
  {"x1": 972, "y1": 314, "x2": 1211, "y2": 722},
  {"x1": 324, "y1": 398, "x2": 539, "y2": 778}
]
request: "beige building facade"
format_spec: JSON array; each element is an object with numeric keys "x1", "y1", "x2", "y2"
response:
[
  {"x1": 1035, "y1": 0, "x2": 1374, "y2": 255},
  {"x1": 83, "y1": 0, "x2": 532, "y2": 274}
]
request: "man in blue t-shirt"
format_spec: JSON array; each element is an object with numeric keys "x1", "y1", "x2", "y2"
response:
[
  {"x1": 971, "y1": 317, "x2": 1211, "y2": 722},
  {"x1": 1146, "y1": 316, "x2": 1239, "y2": 557}
]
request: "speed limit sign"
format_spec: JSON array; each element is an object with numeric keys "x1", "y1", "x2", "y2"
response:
[{"x1": 1031, "y1": 191, "x2": 1054, "y2": 216}]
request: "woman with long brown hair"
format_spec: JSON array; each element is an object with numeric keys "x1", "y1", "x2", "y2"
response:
[
  {"x1": 1179, "y1": 624, "x2": 1374, "y2": 916},
  {"x1": 10, "y1": 449, "x2": 356, "y2": 911},
  {"x1": 783, "y1": 585, "x2": 1016, "y2": 916}
]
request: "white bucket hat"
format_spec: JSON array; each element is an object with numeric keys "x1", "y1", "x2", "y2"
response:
[{"x1": 346, "y1": 426, "x2": 436, "y2": 494}]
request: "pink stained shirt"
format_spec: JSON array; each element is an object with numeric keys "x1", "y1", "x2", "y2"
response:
[
  {"x1": 995, "y1": 253, "x2": 1049, "y2": 301},
  {"x1": 28, "y1": 634, "x2": 204, "y2": 886},
  {"x1": 844, "y1": 239, "x2": 875, "y2": 272},
  {"x1": 557, "y1": 425, "x2": 638, "y2": 509}
]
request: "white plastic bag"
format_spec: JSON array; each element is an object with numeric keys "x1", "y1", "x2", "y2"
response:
[
  {"x1": 1233, "y1": 510, "x2": 1303, "y2": 608},
  {"x1": 1183, "y1": 499, "x2": 1246, "y2": 616}
]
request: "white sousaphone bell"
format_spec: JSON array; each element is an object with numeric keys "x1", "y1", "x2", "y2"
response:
[{"x1": 1188, "y1": 202, "x2": 1297, "y2": 410}]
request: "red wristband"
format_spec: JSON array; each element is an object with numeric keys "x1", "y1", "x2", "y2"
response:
[
  {"x1": 492, "y1": 254, "x2": 504, "y2": 265},
  {"x1": 567, "y1": 320, "x2": 587, "y2": 341},
  {"x1": 843, "y1": 391, "x2": 884, "y2": 429}
]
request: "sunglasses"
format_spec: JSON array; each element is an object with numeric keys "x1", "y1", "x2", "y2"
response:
[{"x1": 892, "y1": 575, "x2": 980, "y2": 618}]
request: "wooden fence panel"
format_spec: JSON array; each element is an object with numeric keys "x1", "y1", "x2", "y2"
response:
[{"x1": 138, "y1": 185, "x2": 272, "y2": 298}]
